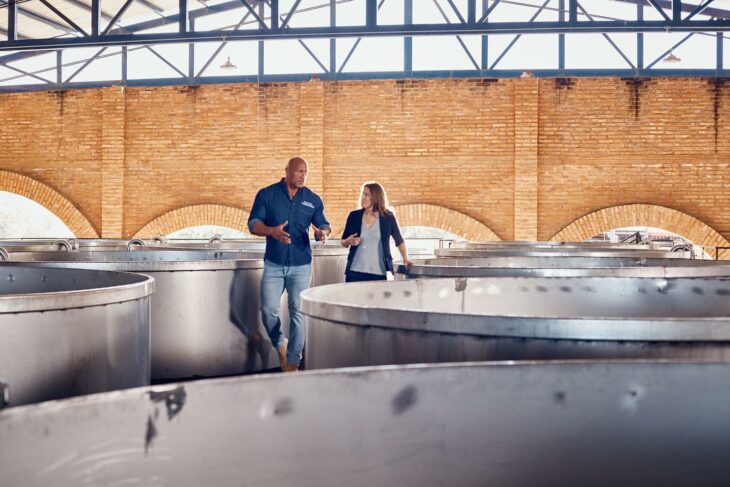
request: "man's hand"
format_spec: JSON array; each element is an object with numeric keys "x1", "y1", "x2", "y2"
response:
[
  {"x1": 271, "y1": 221, "x2": 291, "y2": 244},
  {"x1": 343, "y1": 233, "x2": 361, "y2": 247},
  {"x1": 314, "y1": 227, "x2": 329, "y2": 244}
]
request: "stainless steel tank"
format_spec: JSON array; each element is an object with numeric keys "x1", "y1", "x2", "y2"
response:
[
  {"x1": 74, "y1": 238, "x2": 161, "y2": 250},
  {"x1": 449, "y1": 240, "x2": 657, "y2": 250},
  {"x1": 0, "y1": 239, "x2": 78, "y2": 252},
  {"x1": 303, "y1": 276, "x2": 730, "y2": 369},
  {"x1": 5, "y1": 250, "x2": 276, "y2": 380},
  {"x1": 162, "y1": 239, "x2": 349, "y2": 286},
  {"x1": 398, "y1": 256, "x2": 730, "y2": 278},
  {"x1": 0, "y1": 238, "x2": 166, "y2": 252},
  {"x1": 0, "y1": 264, "x2": 153, "y2": 407},
  {"x1": 435, "y1": 247, "x2": 688, "y2": 258},
  {"x1": 309, "y1": 245, "x2": 349, "y2": 285},
  {"x1": 1, "y1": 362, "x2": 730, "y2": 486},
  {"x1": 165, "y1": 238, "x2": 267, "y2": 251}
]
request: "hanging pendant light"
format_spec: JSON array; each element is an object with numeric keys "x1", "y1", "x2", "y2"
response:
[
  {"x1": 662, "y1": 51, "x2": 681, "y2": 64},
  {"x1": 220, "y1": 56, "x2": 237, "y2": 70}
]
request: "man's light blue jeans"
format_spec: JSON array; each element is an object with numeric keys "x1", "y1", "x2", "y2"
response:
[{"x1": 260, "y1": 260, "x2": 312, "y2": 367}]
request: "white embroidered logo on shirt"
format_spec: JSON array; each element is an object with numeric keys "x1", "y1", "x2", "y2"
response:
[{"x1": 302, "y1": 201, "x2": 314, "y2": 209}]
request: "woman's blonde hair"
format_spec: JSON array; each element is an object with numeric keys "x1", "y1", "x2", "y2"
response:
[{"x1": 359, "y1": 181, "x2": 392, "y2": 216}]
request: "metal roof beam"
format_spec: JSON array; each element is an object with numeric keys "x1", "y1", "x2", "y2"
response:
[
  {"x1": 1, "y1": 19, "x2": 730, "y2": 52},
  {"x1": 4, "y1": 68, "x2": 730, "y2": 94},
  {"x1": 37, "y1": 0, "x2": 90, "y2": 36},
  {"x1": 180, "y1": 0, "x2": 188, "y2": 32},
  {"x1": 613, "y1": 0, "x2": 730, "y2": 19},
  {"x1": 0, "y1": 0, "x2": 259, "y2": 67},
  {"x1": 0, "y1": 0, "x2": 80, "y2": 35},
  {"x1": 102, "y1": 0, "x2": 135, "y2": 36},
  {"x1": 137, "y1": 0, "x2": 166, "y2": 16},
  {"x1": 63, "y1": 0, "x2": 116, "y2": 20},
  {"x1": 6, "y1": 0, "x2": 17, "y2": 41}
]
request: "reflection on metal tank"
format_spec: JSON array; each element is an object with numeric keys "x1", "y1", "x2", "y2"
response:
[
  {"x1": 2, "y1": 237, "x2": 350, "y2": 286},
  {"x1": 435, "y1": 247, "x2": 689, "y2": 259},
  {"x1": 0, "y1": 265, "x2": 153, "y2": 407},
  {"x1": 5, "y1": 250, "x2": 275, "y2": 380},
  {"x1": 161, "y1": 239, "x2": 349, "y2": 286},
  {"x1": 0, "y1": 238, "x2": 168, "y2": 252},
  {"x1": 303, "y1": 276, "x2": 730, "y2": 369},
  {"x1": 398, "y1": 256, "x2": 730, "y2": 278},
  {"x1": 449, "y1": 240, "x2": 657, "y2": 250},
  {"x1": 1, "y1": 362, "x2": 730, "y2": 485}
]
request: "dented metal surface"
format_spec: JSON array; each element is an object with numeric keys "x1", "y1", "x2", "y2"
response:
[
  {"x1": 303, "y1": 276, "x2": 730, "y2": 369},
  {"x1": 0, "y1": 265, "x2": 153, "y2": 406},
  {"x1": 1, "y1": 362, "x2": 730, "y2": 486}
]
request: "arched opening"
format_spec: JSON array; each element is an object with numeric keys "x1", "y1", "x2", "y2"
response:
[
  {"x1": 134, "y1": 204, "x2": 250, "y2": 239},
  {"x1": 167, "y1": 225, "x2": 250, "y2": 240},
  {"x1": 393, "y1": 204, "x2": 500, "y2": 240},
  {"x1": 590, "y1": 225, "x2": 711, "y2": 259},
  {"x1": 396, "y1": 225, "x2": 465, "y2": 258},
  {"x1": 389, "y1": 204, "x2": 498, "y2": 258},
  {"x1": 551, "y1": 204, "x2": 729, "y2": 258},
  {"x1": 0, "y1": 191, "x2": 75, "y2": 238},
  {"x1": 0, "y1": 170, "x2": 97, "y2": 237}
]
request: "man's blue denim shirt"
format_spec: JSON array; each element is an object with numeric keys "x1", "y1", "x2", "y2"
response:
[{"x1": 248, "y1": 179, "x2": 330, "y2": 266}]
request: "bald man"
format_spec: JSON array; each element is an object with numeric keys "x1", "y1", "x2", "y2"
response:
[{"x1": 248, "y1": 156, "x2": 331, "y2": 372}]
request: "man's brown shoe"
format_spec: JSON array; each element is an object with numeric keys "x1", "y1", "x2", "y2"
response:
[
  {"x1": 282, "y1": 363, "x2": 299, "y2": 373},
  {"x1": 277, "y1": 338, "x2": 288, "y2": 370}
]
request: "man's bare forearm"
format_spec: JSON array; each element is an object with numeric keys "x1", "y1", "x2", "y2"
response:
[{"x1": 251, "y1": 221, "x2": 272, "y2": 238}]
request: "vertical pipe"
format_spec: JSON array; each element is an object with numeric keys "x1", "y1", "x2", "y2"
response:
[
  {"x1": 481, "y1": 0, "x2": 488, "y2": 71},
  {"x1": 672, "y1": 0, "x2": 681, "y2": 22},
  {"x1": 122, "y1": 45, "x2": 128, "y2": 83},
  {"x1": 559, "y1": 0, "x2": 565, "y2": 70},
  {"x1": 330, "y1": 0, "x2": 336, "y2": 73},
  {"x1": 91, "y1": 0, "x2": 100, "y2": 37},
  {"x1": 718, "y1": 32, "x2": 724, "y2": 71},
  {"x1": 366, "y1": 0, "x2": 377, "y2": 27},
  {"x1": 56, "y1": 50, "x2": 62, "y2": 85},
  {"x1": 404, "y1": 0, "x2": 412, "y2": 73},
  {"x1": 8, "y1": 0, "x2": 17, "y2": 42},
  {"x1": 271, "y1": 0, "x2": 279, "y2": 29},
  {"x1": 189, "y1": 17, "x2": 195, "y2": 81},
  {"x1": 179, "y1": 0, "x2": 188, "y2": 33},
  {"x1": 258, "y1": 1, "x2": 265, "y2": 75},
  {"x1": 637, "y1": 3, "x2": 644, "y2": 70},
  {"x1": 568, "y1": 0, "x2": 577, "y2": 23}
]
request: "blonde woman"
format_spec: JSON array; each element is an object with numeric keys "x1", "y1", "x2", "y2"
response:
[{"x1": 341, "y1": 182, "x2": 412, "y2": 282}]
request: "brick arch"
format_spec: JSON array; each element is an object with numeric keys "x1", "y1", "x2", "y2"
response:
[
  {"x1": 0, "y1": 170, "x2": 98, "y2": 237},
  {"x1": 550, "y1": 204, "x2": 729, "y2": 247},
  {"x1": 134, "y1": 204, "x2": 250, "y2": 238},
  {"x1": 393, "y1": 204, "x2": 501, "y2": 241}
]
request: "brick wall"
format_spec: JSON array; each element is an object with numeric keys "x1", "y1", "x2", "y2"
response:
[
  {"x1": 0, "y1": 77, "x2": 728, "y2": 245},
  {"x1": 538, "y1": 77, "x2": 730, "y2": 241}
]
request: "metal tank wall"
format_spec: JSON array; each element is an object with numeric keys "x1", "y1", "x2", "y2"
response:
[
  {"x1": 303, "y1": 276, "x2": 730, "y2": 369},
  {"x1": 0, "y1": 265, "x2": 154, "y2": 407},
  {"x1": 1, "y1": 362, "x2": 730, "y2": 486},
  {"x1": 4, "y1": 250, "x2": 273, "y2": 379}
]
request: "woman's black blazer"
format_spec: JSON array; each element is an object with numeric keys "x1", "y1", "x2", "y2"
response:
[{"x1": 341, "y1": 208, "x2": 404, "y2": 273}]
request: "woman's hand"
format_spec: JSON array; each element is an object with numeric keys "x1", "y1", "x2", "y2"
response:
[{"x1": 343, "y1": 233, "x2": 361, "y2": 247}]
